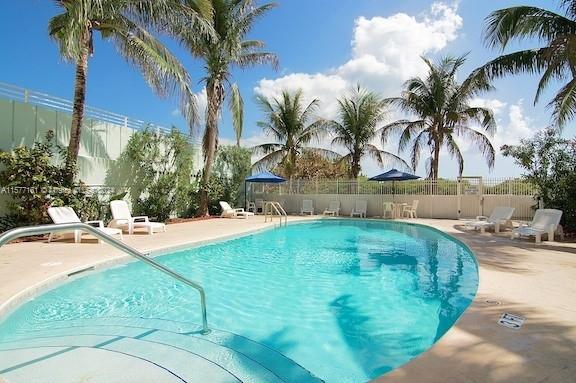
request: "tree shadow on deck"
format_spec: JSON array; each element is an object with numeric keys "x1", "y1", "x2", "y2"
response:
[{"x1": 375, "y1": 299, "x2": 576, "y2": 383}]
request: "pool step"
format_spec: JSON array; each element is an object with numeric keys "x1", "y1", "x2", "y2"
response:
[{"x1": 0, "y1": 319, "x2": 323, "y2": 383}]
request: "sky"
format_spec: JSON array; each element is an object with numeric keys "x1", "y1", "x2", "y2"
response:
[{"x1": 0, "y1": 0, "x2": 574, "y2": 179}]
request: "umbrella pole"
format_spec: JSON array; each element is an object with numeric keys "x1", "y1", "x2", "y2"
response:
[
  {"x1": 244, "y1": 181, "x2": 247, "y2": 210},
  {"x1": 393, "y1": 180, "x2": 395, "y2": 202}
]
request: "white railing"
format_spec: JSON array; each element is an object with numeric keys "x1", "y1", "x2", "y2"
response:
[
  {"x1": 257, "y1": 177, "x2": 538, "y2": 220},
  {"x1": 0, "y1": 81, "x2": 199, "y2": 143},
  {"x1": 268, "y1": 178, "x2": 535, "y2": 196}
]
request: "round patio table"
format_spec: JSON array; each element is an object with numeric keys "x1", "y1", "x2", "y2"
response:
[{"x1": 393, "y1": 203, "x2": 407, "y2": 219}]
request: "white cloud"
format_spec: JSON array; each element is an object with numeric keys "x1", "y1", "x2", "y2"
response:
[
  {"x1": 339, "y1": 3, "x2": 462, "y2": 94},
  {"x1": 249, "y1": 2, "x2": 471, "y2": 176},
  {"x1": 494, "y1": 100, "x2": 534, "y2": 148},
  {"x1": 255, "y1": 2, "x2": 464, "y2": 119},
  {"x1": 255, "y1": 73, "x2": 348, "y2": 120},
  {"x1": 194, "y1": 88, "x2": 208, "y2": 124},
  {"x1": 468, "y1": 98, "x2": 534, "y2": 150}
]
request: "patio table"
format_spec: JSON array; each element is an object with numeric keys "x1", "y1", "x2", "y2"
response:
[{"x1": 393, "y1": 203, "x2": 407, "y2": 219}]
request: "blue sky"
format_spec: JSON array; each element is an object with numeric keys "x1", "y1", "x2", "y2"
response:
[{"x1": 0, "y1": 0, "x2": 573, "y2": 178}]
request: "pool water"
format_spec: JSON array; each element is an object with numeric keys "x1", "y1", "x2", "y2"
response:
[{"x1": 0, "y1": 220, "x2": 478, "y2": 382}]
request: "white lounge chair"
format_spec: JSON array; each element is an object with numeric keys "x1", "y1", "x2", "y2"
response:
[
  {"x1": 47, "y1": 206, "x2": 123, "y2": 243},
  {"x1": 219, "y1": 201, "x2": 254, "y2": 219},
  {"x1": 323, "y1": 201, "x2": 340, "y2": 216},
  {"x1": 301, "y1": 199, "x2": 314, "y2": 215},
  {"x1": 109, "y1": 200, "x2": 166, "y2": 235},
  {"x1": 382, "y1": 202, "x2": 394, "y2": 219},
  {"x1": 350, "y1": 200, "x2": 367, "y2": 218},
  {"x1": 465, "y1": 207, "x2": 515, "y2": 233},
  {"x1": 402, "y1": 200, "x2": 419, "y2": 218},
  {"x1": 511, "y1": 209, "x2": 563, "y2": 243}
]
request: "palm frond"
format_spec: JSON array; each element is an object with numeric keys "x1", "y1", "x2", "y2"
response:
[
  {"x1": 484, "y1": 6, "x2": 576, "y2": 49},
  {"x1": 229, "y1": 83, "x2": 244, "y2": 145},
  {"x1": 549, "y1": 77, "x2": 576, "y2": 128},
  {"x1": 453, "y1": 126, "x2": 496, "y2": 169},
  {"x1": 445, "y1": 135, "x2": 465, "y2": 176},
  {"x1": 109, "y1": 15, "x2": 198, "y2": 125},
  {"x1": 251, "y1": 149, "x2": 285, "y2": 171},
  {"x1": 251, "y1": 142, "x2": 284, "y2": 155},
  {"x1": 365, "y1": 144, "x2": 411, "y2": 171}
]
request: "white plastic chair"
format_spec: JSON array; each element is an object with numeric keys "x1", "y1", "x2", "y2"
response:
[
  {"x1": 465, "y1": 206, "x2": 515, "y2": 233},
  {"x1": 323, "y1": 201, "x2": 340, "y2": 216},
  {"x1": 402, "y1": 200, "x2": 419, "y2": 218},
  {"x1": 382, "y1": 202, "x2": 394, "y2": 219},
  {"x1": 301, "y1": 199, "x2": 314, "y2": 215},
  {"x1": 47, "y1": 206, "x2": 123, "y2": 243},
  {"x1": 350, "y1": 200, "x2": 367, "y2": 218},
  {"x1": 511, "y1": 209, "x2": 563, "y2": 243},
  {"x1": 219, "y1": 201, "x2": 254, "y2": 219},
  {"x1": 109, "y1": 200, "x2": 166, "y2": 235}
]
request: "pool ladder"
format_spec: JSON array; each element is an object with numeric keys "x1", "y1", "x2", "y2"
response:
[
  {"x1": 264, "y1": 201, "x2": 288, "y2": 226},
  {"x1": 0, "y1": 223, "x2": 210, "y2": 334}
]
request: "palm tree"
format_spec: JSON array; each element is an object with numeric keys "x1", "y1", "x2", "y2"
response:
[
  {"x1": 383, "y1": 56, "x2": 496, "y2": 179},
  {"x1": 479, "y1": 0, "x2": 576, "y2": 129},
  {"x1": 252, "y1": 89, "x2": 339, "y2": 180},
  {"x1": 177, "y1": 0, "x2": 277, "y2": 216},
  {"x1": 324, "y1": 86, "x2": 409, "y2": 179},
  {"x1": 49, "y1": 0, "x2": 210, "y2": 178}
]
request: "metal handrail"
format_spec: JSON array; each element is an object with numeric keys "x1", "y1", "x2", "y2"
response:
[
  {"x1": 264, "y1": 201, "x2": 287, "y2": 226},
  {"x1": 0, "y1": 223, "x2": 210, "y2": 334}
]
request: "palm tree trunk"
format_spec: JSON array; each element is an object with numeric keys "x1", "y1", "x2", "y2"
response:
[
  {"x1": 198, "y1": 80, "x2": 222, "y2": 216},
  {"x1": 351, "y1": 153, "x2": 361, "y2": 179},
  {"x1": 66, "y1": 46, "x2": 89, "y2": 182},
  {"x1": 432, "y1": 142, "x2": 441, "y2": 180}
]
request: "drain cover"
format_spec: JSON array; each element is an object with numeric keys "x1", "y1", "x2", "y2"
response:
[{"x1": 498, "y1": 313, "x2": 525, "y2": 329}]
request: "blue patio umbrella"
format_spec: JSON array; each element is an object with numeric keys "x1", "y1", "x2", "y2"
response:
[
  {"x1": 244, "y1": 171, "x2": 286, "y2": 209},
  {"x1": 368, "y1": 169, "x2": 420, "y2": 199}
]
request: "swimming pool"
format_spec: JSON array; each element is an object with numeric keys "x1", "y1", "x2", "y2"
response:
[{"x1": 0, "y1": 220, "x2": 478, "y2": 382}]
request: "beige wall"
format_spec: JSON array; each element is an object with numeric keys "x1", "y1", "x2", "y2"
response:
[{"x1": 260, "y1": 193, "x2": 536, "y2": 220}]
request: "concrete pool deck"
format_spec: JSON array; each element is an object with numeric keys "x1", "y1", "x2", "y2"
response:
[{"x1": 0, "y1": 216, "x2": 575, "y2": 383}]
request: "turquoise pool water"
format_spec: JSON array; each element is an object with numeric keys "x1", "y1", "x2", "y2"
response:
[{"x1": 0, "y1": 220, "x2": 478, "y2": 382}]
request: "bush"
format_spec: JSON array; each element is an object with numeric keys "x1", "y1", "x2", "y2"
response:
[
  {"x1": 209, "y1": 145, "x2": 252, "y2": 213},
  {"x1": 502, "y1": 129, "x2": 576, "y2": 232},
  {"x1": 0, "y1": 131, "x2": 102, "y2": 228},
  {"x1": 106, "y1": 128, "x2": 195, "y2": 220}
]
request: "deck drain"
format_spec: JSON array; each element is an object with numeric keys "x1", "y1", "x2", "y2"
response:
[{"x1": 498, "y1": 313, "x2": 525, "y2": 329}]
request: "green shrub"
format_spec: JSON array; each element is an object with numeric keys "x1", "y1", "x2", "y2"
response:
[
  {"x1": 106, "y1": 128, "x2": 195, "y2": 220},
  {"x1": 0, "y1": 131, "x2": 102, "y2": 227},
  {"x1": 502, "y1": 129, "x2": 576, "y2": 232},
  {"x1": 210, "y1": 145, "x2": 251, "y2": 211}
]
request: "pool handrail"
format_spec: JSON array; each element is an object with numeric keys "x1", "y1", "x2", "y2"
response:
[
  {"x1": 264, "y1": 201, "x2": 287, "y2": 226},
  {"x1": 0, "y1": 223, "x2": 210, "y2": 334}
]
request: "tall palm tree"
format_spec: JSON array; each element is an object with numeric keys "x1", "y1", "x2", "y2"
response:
[
  {"x1": 177, "y1": 0, "x2": 277, "y2": 216},
  {"x1": 479, "y1": 0, "x2": 576, "y2": 129},
  {"x1": 49, "y1": 0, "x2": 210, "y2": 178},
  {"x1": 325, "y1": 86, "x2": 409, "y2": 179},
  {"x1": 252, "y1": 89, "x2": 339, "y2": 179},
  {"x1": 383, "y1": 56, "x2": 496, "y2": 179}
]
